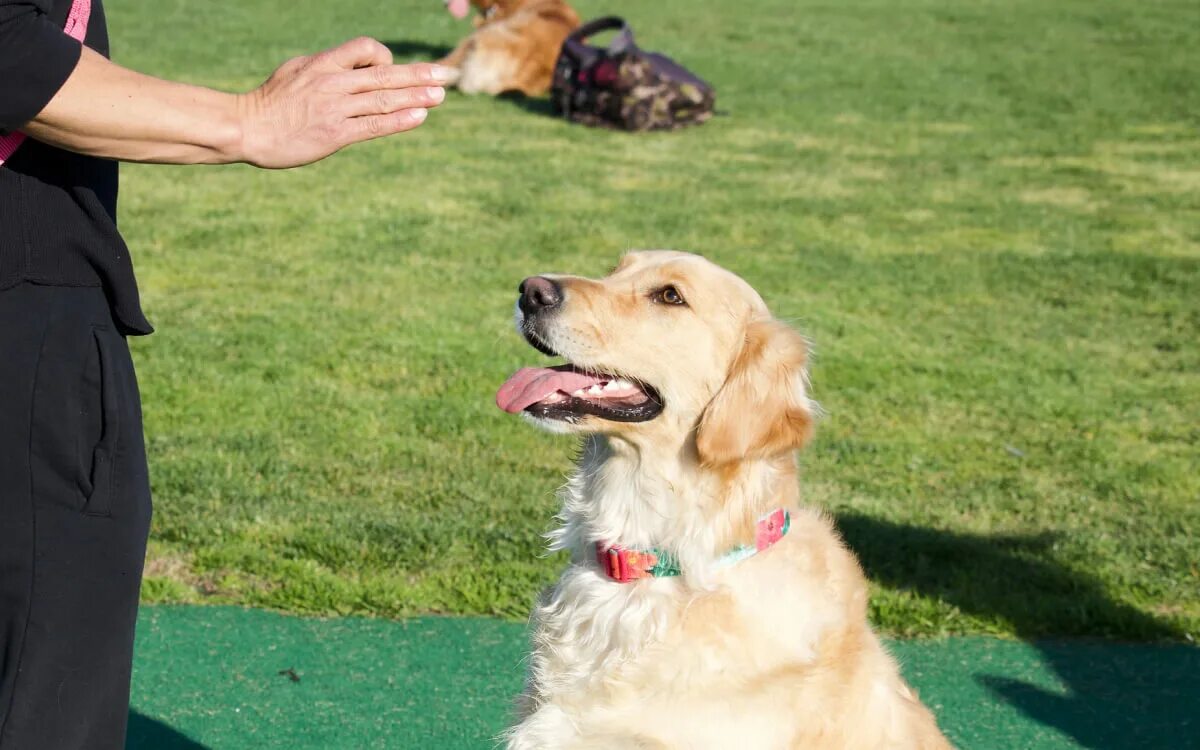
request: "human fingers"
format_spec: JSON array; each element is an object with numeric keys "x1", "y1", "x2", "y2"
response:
[
  {"x1": 336, "y1": 62, "x2": 455, "y2": 94},
  {"x1": 342, "y1": 86, "x2": 445, "y2": 117},
  {"x1": 338, "y1": 108, "x2": 430, "y2": 147},
  {"x1": 319, "y1": 36, "x2": 393, "y2": 71}
]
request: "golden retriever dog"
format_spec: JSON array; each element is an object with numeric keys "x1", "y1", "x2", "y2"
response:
[
  {"x1": 495, "y1": 251, "x2": 953, "y2": 749},
  {"x1": 438, "y1": 0, "x2": 580, "y2": 96}
]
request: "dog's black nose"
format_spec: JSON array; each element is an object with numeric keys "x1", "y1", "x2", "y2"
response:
[{"x1": 519, "y1": 276, "x2": 562, "y2": 316}]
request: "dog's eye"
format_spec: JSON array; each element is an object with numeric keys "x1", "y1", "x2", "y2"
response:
[{"x1": 654, "y1": 286, "x2": 687, "y2": 306}]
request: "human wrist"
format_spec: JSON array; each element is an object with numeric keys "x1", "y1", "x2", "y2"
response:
[
  {"x1": 166, "y1": 83, "x2": 251, "y2": 165},
  {"x1": 172, "y1": 85, "x2": 251, "y2": 165},
  {"x1": 209, "y1": 89, "x2": 253, "y2": 165}
]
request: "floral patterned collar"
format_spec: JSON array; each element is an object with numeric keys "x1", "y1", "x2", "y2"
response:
[{"x1": 595, "y1": 508, "x2": 791, "y2": 584}]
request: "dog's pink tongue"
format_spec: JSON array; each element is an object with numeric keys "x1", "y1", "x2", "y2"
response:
[
  {"x1": 496, "y1": 367, "x2": 603, "y2": 414},
  {"x1": 447, "y1": 0, "x2": 470, "y2": 19}
]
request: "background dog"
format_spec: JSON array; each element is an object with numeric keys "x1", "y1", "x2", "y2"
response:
[
  {"x1": 497, "y1": 251, "x2": 953, "y2": 749},
  {"x1": 439, "y1": 0, "x2": 580, "y2": 96}
]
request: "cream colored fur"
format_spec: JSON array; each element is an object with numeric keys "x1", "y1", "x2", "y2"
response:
[
  {"x1": 505, "y1": 251, "x2": 952, "y2": 749},
  {"x1": 438, "y1": 0, "x2": 580, "y2": 97}
]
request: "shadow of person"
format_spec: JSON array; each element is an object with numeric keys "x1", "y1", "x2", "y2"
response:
[
  {"x1": 834, "y1": 513, "x2": 1198, "y2": 750},
  {"x1": 126, "y1": 710, "x2": 209, "y2": 750},
  {"x1": 380, "y1": 39, "x2": 452, "y2": 61},
  {"x1": 979, "y1": 642, "x2": 1200, "y2": 750},
  {"x1": 496, "y1": 92, "x2": 558, "y2": 118}
]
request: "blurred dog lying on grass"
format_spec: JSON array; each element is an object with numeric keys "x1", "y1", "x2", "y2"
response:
[
  {"x1": 496, "y1": 251, "x2": 953, "y2": 749},
  {"x1": 438, "y1": 0, "x2": 580, "y2": 96}
]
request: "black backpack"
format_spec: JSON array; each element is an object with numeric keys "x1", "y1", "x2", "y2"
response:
[{"x1": 550, "y1": 17, "x2": 716, "y2": 132}]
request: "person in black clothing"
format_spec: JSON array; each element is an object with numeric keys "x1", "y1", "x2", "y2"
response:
[{"x1": 0, "y1": 1, "x2": 451, "y2": 747}]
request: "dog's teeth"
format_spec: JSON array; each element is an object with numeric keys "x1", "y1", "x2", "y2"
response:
[
  {"x1": 602, "y1": 381, "x2": 618, "y2": 391},
  {"x1": 587, "y1": 385, "x2": 604, "y2": 395},
  {"x1": 571, "y1": 388, "x2": 587, "y2": 397},
  {"x1": 611, "y1": 379, "x2": 632, "y2": 389}
]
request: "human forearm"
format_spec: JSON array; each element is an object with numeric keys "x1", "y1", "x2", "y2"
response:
[
  {"x1": 24, "y1": 38, "x2": 449, "y2": 168},
  {"x1": 24, "y1": 46, "x2": 244, "y2": 165}
]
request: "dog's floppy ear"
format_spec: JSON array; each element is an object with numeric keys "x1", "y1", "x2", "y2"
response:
[{"x1": 696, "y1": 319, "x2": 815, "y2": 467}]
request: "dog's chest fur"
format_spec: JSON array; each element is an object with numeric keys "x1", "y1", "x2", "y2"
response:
[{"x1": 513, "y1": 438, "x2": 858, "y2": 747}]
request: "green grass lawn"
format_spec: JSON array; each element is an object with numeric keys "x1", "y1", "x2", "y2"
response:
[{"x1": 108, "y1": 0, "x2": 1199, "y2": 641}]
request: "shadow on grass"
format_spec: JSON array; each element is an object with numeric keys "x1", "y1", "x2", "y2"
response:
[
  {"x1": 979, "y1": 642, "x2": 1200, "y2": 750},
  {"x1": 126, "y1": 711, "x2": 208, "y2": 750},
  {"x1": 496, "y1": 92, "x2": 559, "y2": 118},
  {"x1": 836, "y1": 514, "x2": 1199, "y2": 750},
  {"x1": 381, "y1": 39, "x2": 452, "y2": 60}
]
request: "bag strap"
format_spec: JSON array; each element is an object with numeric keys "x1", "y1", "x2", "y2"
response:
[
  {"x1": 561, "y1": 16, "x2": 635, "y2": 68},
  {"x1": 62, "y1": 0, "x2": 92, "y2": 41},
  {"x1": 0, "y1": 0, "x2": 93, "y2": 166}
]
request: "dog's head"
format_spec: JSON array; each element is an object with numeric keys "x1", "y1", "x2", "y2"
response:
[{"x1": 497, "y1": 251, "x2": 815, "y2": 466}]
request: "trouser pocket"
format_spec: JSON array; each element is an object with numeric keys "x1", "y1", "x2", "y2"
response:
[
  {"x1": 82, "y1": 325, "x2": 121, "y2": 517},
  {"x1": 29, "y1": 319, "x2": 125, "y2": 518}
]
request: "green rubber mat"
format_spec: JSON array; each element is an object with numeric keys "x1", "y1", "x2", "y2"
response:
[{"x1": 128, "y1": 606, "x2": 1199, "y2": 749}]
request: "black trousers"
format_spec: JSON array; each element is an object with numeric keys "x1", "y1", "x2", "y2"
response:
[{"x1": 0, "y1": 284, "x2": 152, "y2": 750}]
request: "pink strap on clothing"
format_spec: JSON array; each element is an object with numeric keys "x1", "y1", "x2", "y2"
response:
[
  {"x1": 0, "y1": 0, "x2": 92, "y2": 166},
  {"x1": 62, "y1": 0, "x2": 92, "y2": 42}
]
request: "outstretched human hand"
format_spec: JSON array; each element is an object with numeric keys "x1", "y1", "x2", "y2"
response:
[{"x1": 238, "y1": 36, "x2": 451, "y2": 168}]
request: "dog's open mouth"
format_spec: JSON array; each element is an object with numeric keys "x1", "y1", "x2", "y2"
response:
[{"x1": 496, "y1": 364, "x2": 664, "y2": 422}]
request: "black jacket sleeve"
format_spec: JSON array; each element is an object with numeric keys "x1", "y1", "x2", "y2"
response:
[{"x1": 0, "y1": 0, "x2": 82, "y2": 133}]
